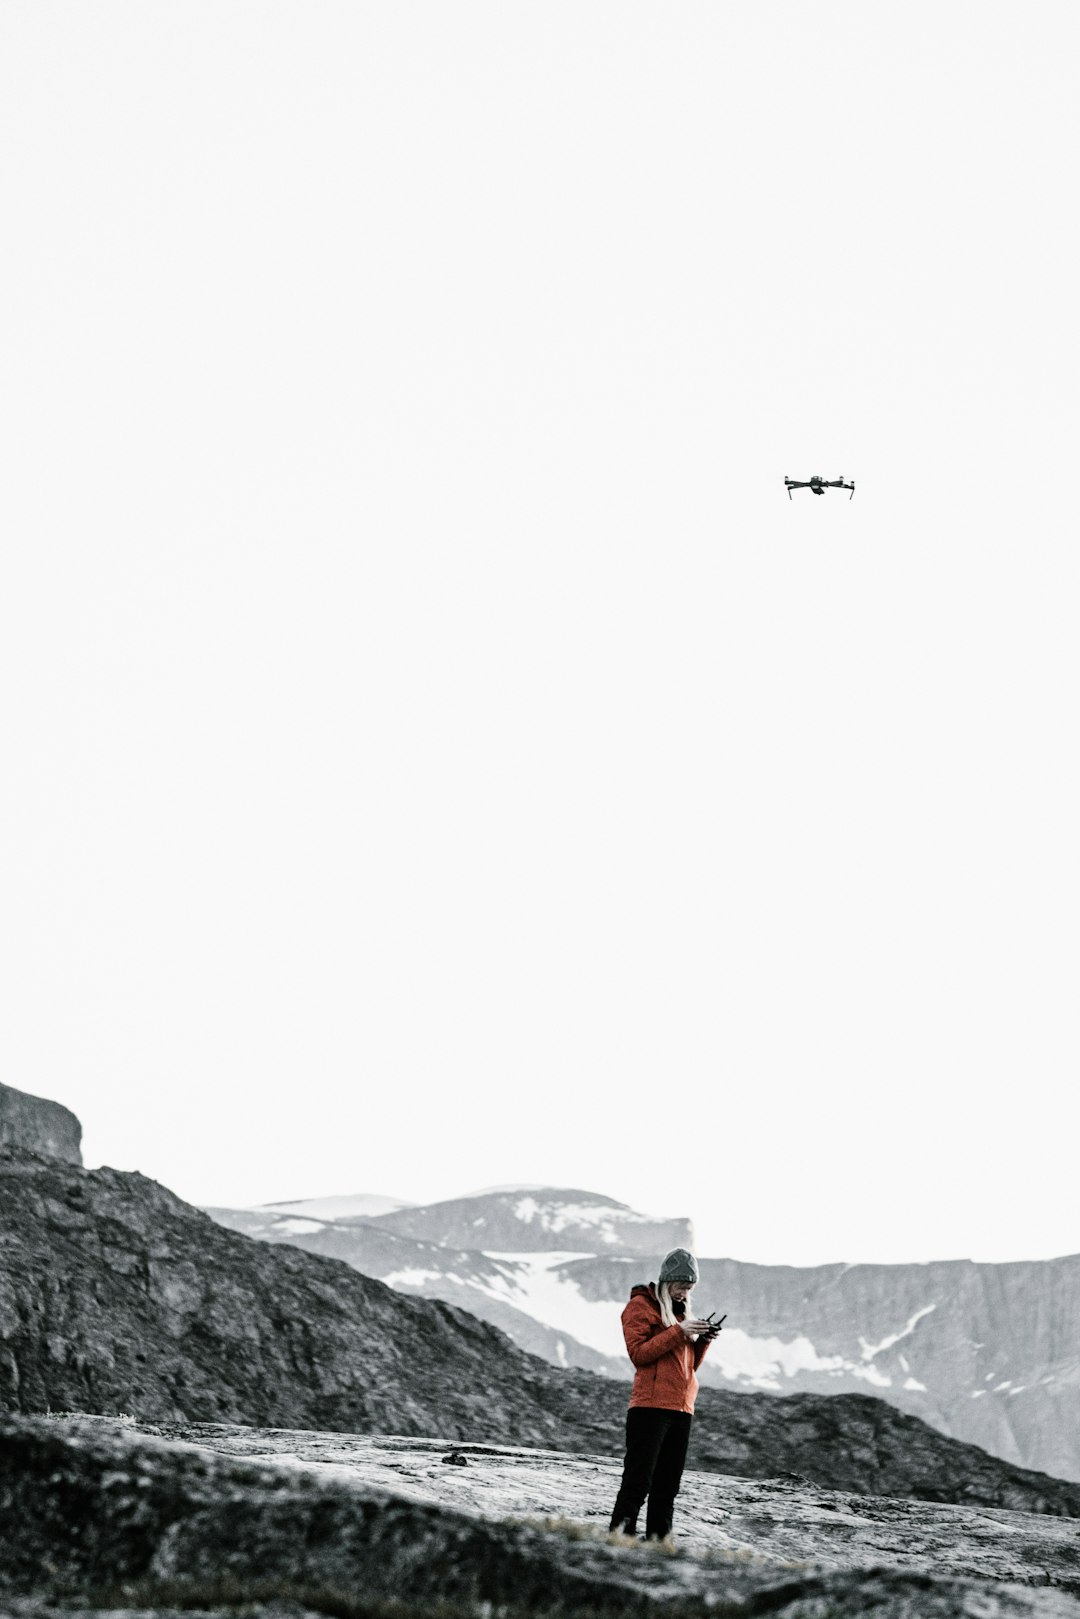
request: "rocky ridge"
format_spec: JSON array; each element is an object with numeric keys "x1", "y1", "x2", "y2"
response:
[{"x1": 5, "y1": 1145, "x2": 1080, "y2": 1520}]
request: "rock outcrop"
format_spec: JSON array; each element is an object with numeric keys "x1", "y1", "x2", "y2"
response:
[
  {"x1": 3, "y1": 1414, "x2": 1080, "y2": 1619},
  {"x1": 0, "y1": 1082, "x2": 81, "y2": 1164},
  {"x1": 5, "y1": 1146, "x2": 1080, "y2": 1519}
]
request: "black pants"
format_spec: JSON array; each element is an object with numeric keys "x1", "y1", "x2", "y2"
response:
[{"x1": 608, "y1": 1407, "x2": 692, "y2": 1541}]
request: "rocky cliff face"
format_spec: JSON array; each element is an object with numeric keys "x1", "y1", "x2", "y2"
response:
[
  {"x1": 0, "y1": 1082, "x2": 81, "y2": 1164},
  {"x1": 6, "y1": 1145, "x2": 1080, "y2": 1519}
]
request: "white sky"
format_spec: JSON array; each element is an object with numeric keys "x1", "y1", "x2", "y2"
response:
[{"x1": 2, "y1": 2, "x2": 1078, "y2": 1268}]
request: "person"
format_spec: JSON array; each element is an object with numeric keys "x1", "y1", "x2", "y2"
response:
[{"x1": 608, "y1": 1246, "x2": 720, "y2": 1543}]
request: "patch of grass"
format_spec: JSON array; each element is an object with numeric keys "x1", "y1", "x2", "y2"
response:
[
  {"x1": 509, "y1": 1517, "x2": 808, "y2": 1573},
  {"x1": 510, "y1": 1516, "x2": 684, "y2": 1557}
]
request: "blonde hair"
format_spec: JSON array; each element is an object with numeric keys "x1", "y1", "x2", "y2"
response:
[{"x1": 656, "y1": 1280, "x2": 692, "y2": 1330}]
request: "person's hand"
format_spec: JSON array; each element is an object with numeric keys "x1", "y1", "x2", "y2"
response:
[{"x1": 678, "y1": 1318, "x2": 712, "y2": 1338}]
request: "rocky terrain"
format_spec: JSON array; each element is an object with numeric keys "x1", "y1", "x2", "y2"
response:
[
  {"x1": 5, "y1": 1144, "x2": 1080, "y2": 1519},
  {"x1": 206, "y1": 1185, "x2": 1080, "y2": 1481},
  {"x1": 0, "y1": 1080, "x2": 81, "y2": 1164},
  {"x1": 3, "y1": 1412, "x2": 1080, "y2": 1619}
]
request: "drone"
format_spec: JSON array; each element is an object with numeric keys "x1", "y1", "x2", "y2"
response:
[{"x1": 785, "y1": 475, "x2": 855, "y2": 500}]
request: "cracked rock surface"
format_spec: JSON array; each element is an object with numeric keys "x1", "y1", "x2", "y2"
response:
[{"x1": 3, "y1": 1414, "x2": 1080, "y2": 1619}]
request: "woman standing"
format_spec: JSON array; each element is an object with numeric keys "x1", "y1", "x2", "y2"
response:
[{"x1": 608, "y1": 1247, "x2": 720, "y2": 1543}]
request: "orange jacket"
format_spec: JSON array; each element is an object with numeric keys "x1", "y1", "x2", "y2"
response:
[{"x1": 621, "y1": 1283, "x2": 711, "y2": 1415}]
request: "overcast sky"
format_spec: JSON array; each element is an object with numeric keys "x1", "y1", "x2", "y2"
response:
[{"x1": 3, "y1": 2, "x2": 1077, "y2": 1268}]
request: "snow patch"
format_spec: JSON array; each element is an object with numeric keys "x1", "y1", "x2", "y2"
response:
[
  {"x1": 709, "y1": 1331, "x2": 848, "y2": 1387},
  {"x1": 481, "y1": 1251, "x2": 623, "y2": 1356},
  {"x1": 858, "y1": 1304, "x2": 936, "y2": 1362},
  {"x1": 903, "y1": 1377, "x2": 928, "y2": 1391},
  {"x1": 383, "y1": 1268, "x2": 444, "y2": 1289},
  {"x1": 275, "y1": 1218, "x2": 326, "y2": 1235},
  {"x1": 511, "y1": 1196, "x2": 658, "y2": 1245},
  {"x1": 859, "y1": 1363, "x2": 893, "y2": 1388},
  {"x1": 710, "y1": 1330, "x2": 908, "y2": 1392}
]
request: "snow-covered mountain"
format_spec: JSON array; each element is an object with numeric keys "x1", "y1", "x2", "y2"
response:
[
  {"x1": 204, "y1": 1185, "x2": 1080, "y2": 1483},
  {"x1": 367, "y1": 1187, "x2": 694, "y2": 1255}
]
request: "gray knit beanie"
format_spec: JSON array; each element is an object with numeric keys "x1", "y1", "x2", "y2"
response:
[{"x1": 658, "y1": 1247, "x2": 699, "y2": 1285}]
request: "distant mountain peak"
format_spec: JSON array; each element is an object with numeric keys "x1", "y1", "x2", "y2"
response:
[{"x1": 369, "y1": 1186, "x2": 694, "y2": 1257}]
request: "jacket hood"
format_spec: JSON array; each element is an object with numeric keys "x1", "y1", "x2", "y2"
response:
[{"x1": 628, "y1": 1281, "x2": 684, "y2": 1318}]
